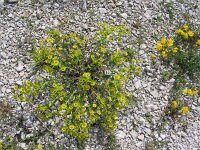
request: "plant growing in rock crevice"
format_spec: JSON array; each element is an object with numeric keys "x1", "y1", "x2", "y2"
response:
[{"x1": 13, "y1": 23, "x2": 140, "y2": 140}]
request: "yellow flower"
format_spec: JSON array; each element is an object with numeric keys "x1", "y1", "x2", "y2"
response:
[
  {"x1": 89, "y1": 110, "x2": 95, "y2": 115},
  {"x1": 182, "y1": 88, "x2": 187, "y2": 94},
  {"x1": 187, "y1": 30, "x2": 194, "y2": 37},
  {"x1": 183, "y1": 24, "x2": 189, "y2": 30},
  {"x1": 196, "y1": 39, "x2": 200, "y2": 46},
  {"x1": 161, "y1": 51, "x2": 167, "y2": 58},
  {"x1": 75, "y1": 114, "x2": 80, "y2": 119},
  {"x1": 73, "y1": 102, "x2": 80, "y2": 108},
  {"x1": 173, "y1": 47, "x2": 178, "y2": 53},
  {"x1": 131, "y1": 59, "x2": 136, "y2": 63},
  {"x1": 183, "y1": 33, "x2": 188, "y2": 39},
  {"x1": 48, "y1": 55, "x2": 53, "y2": 59},
  {"x1": 83, "y1": 72, "x2": 91, "y2": 79},
  {"x1": 176, "y1": 29, "x2": 183, "y2": 34},
  {"x1": 62, "y1": 126, "x2": 67, "y2": 132},
  {"x1": 171, "y1": 100, "x2": 178, "y2": 109},
  {"x1": 92, "y1": 103, "x2": 97, "y2": 108},
  {"x1": 193, "y1": 88, "x2": 198, "y2": 96},
  {"x1": 69, "y1": 125, "x2": 75, "y2": 130},
  {"x1": 181, "y1": 106, "x2": 189, "y2": 113},
  {"x1": 187, "y1": 89, "x2": 193, "y2": 96},
  {"x1": 101, "y1": 47, "x2": 107, "y2": 53},
  {"x1": 160, "y1": 38, "x2": 167, "y2": 45},
  {"x1": 97, "y1": 109, "x2": 101, "y2": 115},
  {"x1": 91, "y1": 81, "x2": 96, "y2": 86},
  {"x1": 52, "y1": 82, "x2": 58, "y2": 88},
  {"x1": 114, "y1": 74, "x2": 121, "y2": 80},
  {"x1": 60, "y1": 66, "x2": 66, "y2": 72},
  {"x1": 37, "y1": 144, "x2": 43, "y2": 149},
  {"x1": 60, "y1": 103, "x2": 67, "y2": 110},
  {"x1": 156, "y1": 42, "x2": 163, "y2": 51},
  {"x1": 151, "y1": 54, "x2": 156, "y2": 60},
  {"x1": 124, "y1": 51, "x2": 128, "y2": 56},
  {"x1": 52, "y1": 58, "x2": 59, "y2": 66},
  {"x1": 167, "y1": 39, "x2": 173, "y2": 47},
  {"x1": 81, "y1": 122, "x2": 87, "y2": 128}
]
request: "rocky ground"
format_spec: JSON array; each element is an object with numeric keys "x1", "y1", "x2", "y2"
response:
[{"x1": 0, "y1": 0, "x2": 200, "y2": 149}]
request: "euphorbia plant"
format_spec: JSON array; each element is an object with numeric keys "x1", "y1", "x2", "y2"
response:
[{"x1": 13, "y1": 23, "x2": 140, "y2": 140}]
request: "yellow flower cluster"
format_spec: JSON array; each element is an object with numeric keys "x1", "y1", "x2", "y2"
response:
[
  {"x1": 181, "y1": 106, "x2": 189, "y2": 114},
  {"x1": 176, "y1": 24, "x2": 194, "y2": 39},
  {"x1": 182, "y1": 87, "x2": 199, "y2": 96},
  {"x1": 171, "y1": 100, "x2": 178, "y2": 109},
  {"x1": 171, "y1": 100, "x2": 190, "y2": 114},
  {"x1": 156, "y1": 38, "x2": 174, "y2": 58},
  {"x1": 194, "y1": 39, "x2": 200, "y2": 47},
  {"x1": 173, "y1": 47, "x2": 178, "y2": 53}
]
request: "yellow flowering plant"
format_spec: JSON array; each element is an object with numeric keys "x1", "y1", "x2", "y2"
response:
[
  {"x1": 155, "y1": 22, "x2": 200, "y2": 116},
  {"x1": 155, "y1": 24, "x2": 200, "y2": 79},
  {"x1": 13, "y1": 23, "x2": 140, "y2": 140}
]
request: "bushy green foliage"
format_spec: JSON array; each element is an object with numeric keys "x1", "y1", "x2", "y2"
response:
[
  {"x1": 0, "y1": 137, "x2": 22, "y2": 150},
  {"x1": 13, "y1": 23, "x2": 140, "y2": 140}
]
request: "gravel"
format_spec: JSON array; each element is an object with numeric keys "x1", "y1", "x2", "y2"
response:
[{"x1": 0, "y1": 0, "x2": 200, "y2": 149}]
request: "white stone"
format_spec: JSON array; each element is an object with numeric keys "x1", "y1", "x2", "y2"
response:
[
  {"x1": 6, "y1": 88, "x2": 11, "y2": 93},
  {"x1": 116, "y1": 2, "x2": 123, "y2": 6},
  {"x1": 137, "y1": 134, "x2": 144, "y2": 141},
  {"x1": 151, "y1": 90, "x2": 159, "y2": 98},
  {"x1": 0, "y1": 81, "x2": 4, "y2": 86},
  {"x1": 90, "y1": 27, "x2": 96, "y2": 31},
  {"x1": 140, "y1": 44, "x2": 147, "y2": 49},
  {"x1": 159, "y1": 85, "x2": 165, "y2": 90},
  {"x1": 53, "y1": 19, "x2": 60, "y2": 27},
  {"x1": 82, "y1": 24, "x2": 88, "y2": 29},
  {"x1": 0, "y1": 0, "x2": 4, "y2": 5},
  {"x1": 198, "y1": 97, "x2": 200, "y2": 103},
  {"x1": 18, "y1": 143, "x2": 26, "y2": 149},
  {"x1": 15, "y1": 64, "x2": 24, "y2": 72},
  {"x1": 121, "y1": 13, "x2": 128, "y2": 19},
  {"x1": 130, "y1": 130, "x2": 138, "y2": 138},
  {"x1": 160, "y1": 133, "x2": 166, "y2": 139},
  {"x1": 136, "y1": 141, "x2": 143, "y2": 147},
  {"x1": 0, "y1": 52, "x2": 7, "y2": 59},
  {"x1": 116, "y1": 130, "x2": 126, "y2": 139},
  {"x1": 99, "y1": 8, "x2": 107, "y2": 14},
  {"x1": 74, "y1": 15, "x2": 79, "y2": 20},
  {"x1": 82, "y1": 0, "x2": 87, "y2": 11},
  {"x1": 16, "y1": 80, "x2": 22, "y2": 85},
  {"x1": 135, "y1": 80, "x2": 141, "y2": 89},
  {"x1": 21, "y1": 132, "x2": 26, "y2": 140},
  {"x1": 168, "y1": 78, "x2": 175, "y2": 83},
  {"x1": 145, "y1": 128, "x2": 151, "y2": 135}
]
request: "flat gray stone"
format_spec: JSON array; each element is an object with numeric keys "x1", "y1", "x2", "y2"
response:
[
  {"x1": 116, "y1": 130, "x2": 126, "y2": 139},
  {"x1": 0, "y1": 0, "x2": 4, "y2": 5},
  {"x1": 16, "y1": 62, "x2": 24, "y2": 72},
  {"x1": 138, "y1": 134, "x2": 144, "y2": 141},
  {"x1": 121, "y1": 13, "x2": 128, "y2": 19},
  {"x1": 99, "y1": 8, "x2": 107, "y2": 14}
]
